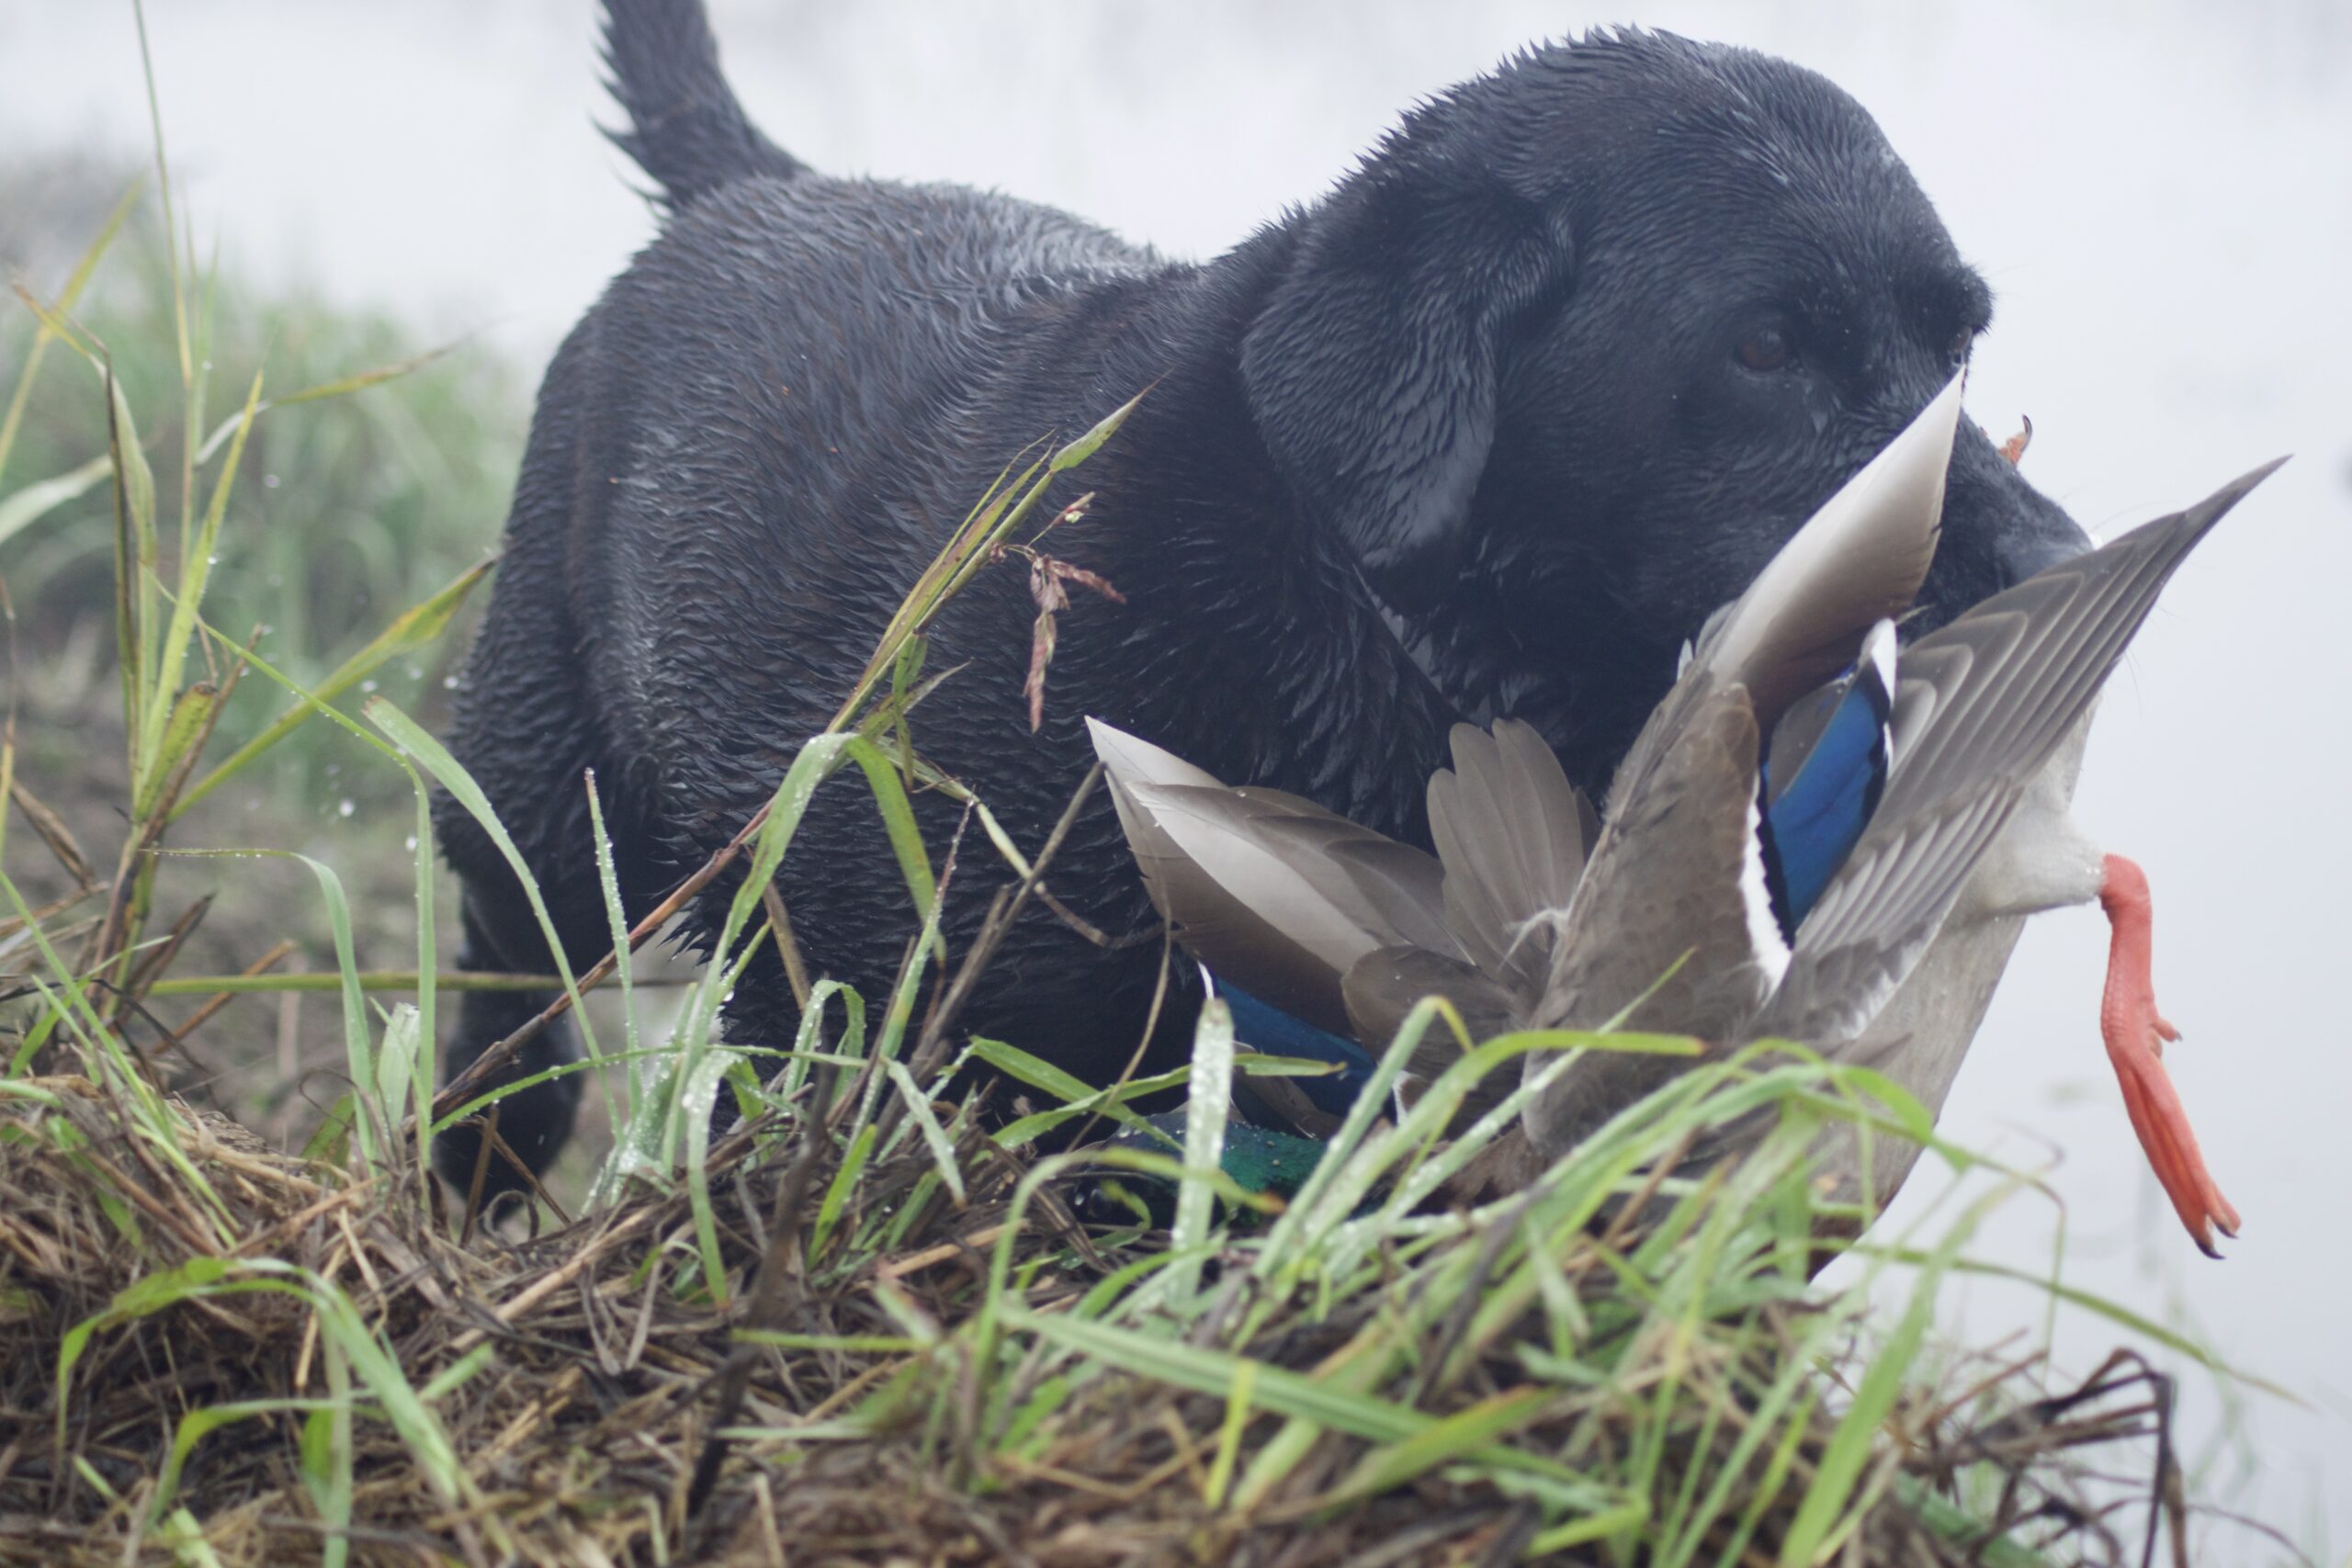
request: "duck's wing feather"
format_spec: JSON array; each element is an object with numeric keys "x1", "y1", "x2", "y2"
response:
[
  {"x1": 1090, "y1": 713, "x2": 1596, "y2": 1098},
  {"x1": 1341, "y1": 945, "x2": 1521, "y2": 1053},
  {"x1": 1681, "y1": 371, "x2": 1961, "y2": 723},
  {"x1": 1328, "y1": 720, "x2": 1600, "y2": 1118},
  {"x1": 1088, "y1": 717, "x2": 1453, "y2": 1036},
  {"x1": 1765, "y1": 458, "x2": 2285, "y2": 1043},
  {"x1": 1520, "y1": 698, "x2": 1777, "y2": 1156},
  {"x1": 1340, "y1": 944, "x2": 1525, "y2": 1122},
  {"x1": 1513, "y1": 694, "x2": 1779, "y2": 1166},
  {"x1": 1534, "y1": 685, "x2": 1784, "y2": 1038},
  {"x1": 1602, "y1": 370, "x2": 1961, "y2": 838}
]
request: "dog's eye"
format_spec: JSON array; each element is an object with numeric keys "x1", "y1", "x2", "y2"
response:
[
  {"x1": 1736, "y1": 328, "x2": 1792, "y2": 373},
  {"x1": 1944, "y1": 328, "x2": 1976, "y2": 364}
]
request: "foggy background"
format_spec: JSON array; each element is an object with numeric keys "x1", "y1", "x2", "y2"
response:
[{"x1": 4, "y1": 1, "x2": 2346, "y2": 1557}]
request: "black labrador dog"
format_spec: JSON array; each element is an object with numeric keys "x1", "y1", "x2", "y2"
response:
[{"x1": 432, "y1": 0, "x2": 2087, "y2": 1195}]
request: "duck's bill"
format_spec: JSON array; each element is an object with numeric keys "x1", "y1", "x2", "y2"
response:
[{"x1": 2098, "y1": 853, "x2": 2241, "y2": 1256}]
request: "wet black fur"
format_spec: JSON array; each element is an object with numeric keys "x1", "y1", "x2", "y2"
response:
[{"x1": 432, "y1": 0, "x2": 2088, "y2": 1194}]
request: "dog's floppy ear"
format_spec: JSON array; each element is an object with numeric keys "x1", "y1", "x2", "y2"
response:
[{"x1": 1240, "y1": 157, "x2": 1572, "y2": 613}]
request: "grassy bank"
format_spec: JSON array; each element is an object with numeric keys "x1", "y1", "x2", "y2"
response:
[{"x1": 0, "y1": 39, "x2": 2252, "y2": 1568}]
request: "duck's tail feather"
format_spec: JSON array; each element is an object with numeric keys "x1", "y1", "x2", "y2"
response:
[
  {"x1": 1769, "y1": 457, "x2": 2287, "y2": 1043},
  {"x1": 1427, "y1": 719, "x2": 1599, "y2": 997}
]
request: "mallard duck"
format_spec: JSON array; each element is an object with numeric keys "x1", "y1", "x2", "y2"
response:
[{"x1": 1090, "y1": 375, "x2": 2279, "y2": 1254}]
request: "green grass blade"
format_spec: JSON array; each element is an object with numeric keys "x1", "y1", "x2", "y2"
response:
[
  {"x1": 365, "y1": 696, "x2": 600, "y2": 1066},
  {"x1": 0, "y1": 451, "x2": 113, "y2": 550},
  {"x1": 143, "y1": 1397, "x2": 337, "y2": 1533},
  {"x1": 580, "y1": 780, "x2": 639, "y2": 1206},
  {"x1": 1168, "y1": 996, "x2": 1234, "y2": 1298},
  {"x1": 1001, "y1": 1303, "x2": 1610, "y2": 1506},
  {"x1": 843, "y1": 734, "x2": 941, "y2": 959},
  {"x1": 407, "y1": 783, "x2": 438, "y2": 1184},
  {"x1": 131, "y1": 0, "x2": 191, "y2": 394},
  {"x1": 102, "y1": 363, "x2": 159, "y2": 769},
  {"x1": 187, "y1": 338, "x2": 468, "y2": 468},
  {"x1": 1775, "y1": 1187, "x2": 1997, "y2": 1567},
  {"x1": 970, "y1": 1037, "x2": 1160, "y2": 1139},
  {"x1": 0, "y1": 176, "x2": 142, "y2": 489},
  {"x1": 697, "y1": 732, "x2": 854, "y2": 998},
  {"x1": 989, "y1": 1063, "x2": 1192, "y2": 1149},
  {"x1": 172, "y1": 556, "x2": 492, "y2": 818},
  {"x1": 1326, "y1": 1385, "x2": 1554, "y2": 1505},
  {"x1": 679, "y1": 1047, "x2": 739, "y2": 1305},
  {"x1": 1046, "y1": 389, "x2": 1145, "y2": 475},
  {"x1": 811, "y1": 1123, "x2": 877, "y2": 1262},
  {"x1": 165, "y1": 849, "x2": 376, "y2": 1165},
  {"x1": 130, "y1": 680, "x2": 217, "y2": 822},
  {"x1": 138, "y1": 367, "x2": 263, "y2": 786},
  {"x1": 885, "y1": 1059, "x2": 966, "y2": 1204}
]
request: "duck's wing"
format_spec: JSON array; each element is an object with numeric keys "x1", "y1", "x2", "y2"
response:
[
  {"x1": 1088, "y1": 717, "x2": 1453, "y2": 1037},
  {"x1": 1540, "y1": 374, "x2": 1968, "y2": 1024},
  {"x1": 1092, "y1": 710, "x2": 1611, "y2": 1042},
  {"x1": 1340, "y1": 945, "x2": 1521, "y2": 1047},
  {"x1": 1764, "y1": 458, "x2": 2285, "y2": 1044},
  {"x1": 1532, "y1": 685, "x2": 1784, "y2": 1036},
  {"x1": 1521, "y1": 377, "x2": 1965, "y2": 1158},
  {"x1": 1518, "y1": 694, "x2": 1782, "y2": 1157}
]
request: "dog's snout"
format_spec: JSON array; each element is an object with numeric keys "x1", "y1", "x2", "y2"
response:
[
  {"x1": 1939, "y1": 416, "x2": 2094, "y2": 604},
  {"x1": 1993, "y1": 524, "x2": 2089, "y2": 591}
]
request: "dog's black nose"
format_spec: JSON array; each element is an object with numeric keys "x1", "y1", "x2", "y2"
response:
[{"x1": 1926, "y1": 417, "x2": 2094, "y2": 615}]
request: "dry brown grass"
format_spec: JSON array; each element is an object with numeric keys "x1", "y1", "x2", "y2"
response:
[{"x1": 0, "y1": 1043, "x2": 2195, "y2": 1567}]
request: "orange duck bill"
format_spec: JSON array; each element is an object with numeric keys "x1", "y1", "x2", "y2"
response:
[{"x1": 2098, "y1": 853, "x2": 2241, "y2": 1256}]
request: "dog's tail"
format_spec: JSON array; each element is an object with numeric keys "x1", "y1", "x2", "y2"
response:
[{"x1": 600, "y1": 0, "x2": 805, "y2": 208}]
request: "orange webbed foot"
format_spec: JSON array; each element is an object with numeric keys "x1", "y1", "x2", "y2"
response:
[{"x1": 2098, "y1": 853, "x2": 2241, "y2": 1256}]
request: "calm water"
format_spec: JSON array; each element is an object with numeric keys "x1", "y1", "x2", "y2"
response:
[{"x1": 6, "y1": 2, "x2": 2348, "y2": 1557}]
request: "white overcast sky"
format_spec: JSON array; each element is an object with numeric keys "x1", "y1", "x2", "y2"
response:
[{"x1": 5, "y1": 2, "x2": 2349, "y2": 1557}]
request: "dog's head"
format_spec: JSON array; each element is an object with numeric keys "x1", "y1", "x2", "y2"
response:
[{"x1": 1239, "y1": 29, "x2": 2086, "y2": 794}]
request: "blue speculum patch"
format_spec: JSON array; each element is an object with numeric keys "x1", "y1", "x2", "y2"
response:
[{"x1": 1758, "y1": 671, "x2": 1892, "y2": 936}]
